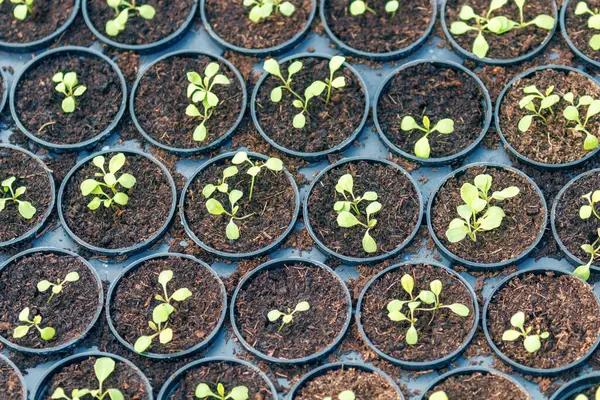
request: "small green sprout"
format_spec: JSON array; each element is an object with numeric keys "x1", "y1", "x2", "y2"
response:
[
  {"x1": 517, "y1": 85, "x2": 560, "y2": 132},
  {"x1": 575, "y1": 1, "x2": 600, "y2": 50},
  {"x1": 206, "y1": 189, "x2": 255, "y2": 241},
  {"x1": 202, "y1": 166, "x2": 239, "y2": 199},
  {"x1": 50, "y1": 357, "x2": 124, "y2": 400},
  {"x1": 267, "y1": 301, "x2": 310, "y2": 332},
  {"x1": 502, "y1": 311, "x2": 550, "y2": 353},
  {"x1": 323, "y1": 391, "x2": 355, "y2": 400},
  {"x1": 231, "y1": 151, "x2": 283, "y2": 201},
  {"x1": 562, "y1": 92, "x2": 600, "y2": 151},
  {"x1": 52, "y1": 72, "x2": 87, "y2": 114},
  {"x1": 349, "y1": 0, "x2": 399, "y2": 17},
  {"x1": 0, "y1": 177, "x2": 36, "y2": 219},
  {"x1": 243, "y1": 0, "x2": 295, "y2": 22},
  {"x1": 574, "y1": 228, "x2": 600, "y2": 281},
  {"x1": 80, "y1": 153, "x2": 137, "y2": 210},
  {"x1": 0, "y1": 0, "x2": 34, "y2": 20},
  {"x1": 574, "y1": 386, "x2": 600, "y2": 400},
  {"x1": 429, "y1": 392, "x2": 448, "y2": 400},
  {"x1": 13, "y1": 307, "x2": 55, "y2": 341},
  {"x1": 581, "y1": 190, "x2": 600, "y2": 220},
  {"x1": 37, "y1": 272, "x2": 80, "y2": 303},
  {"x1": 445, "y1": 174, "x2": 519, "y2": 243},
  {"x1": 195, "y1": 383, "x2": 249, "y2": 400},
  {"x1": 325, "y1": 56, "x2": 346, "y2": 105},
  {"x1": 105, "y1": 0, "x2": 156, "y2": 37},
  {"x1": 401, "y1": 115, "x2": 455, "y2": 159}
]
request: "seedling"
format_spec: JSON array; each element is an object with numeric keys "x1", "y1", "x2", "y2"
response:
[
  {"x1": 50, "y1": 357, "x2": 124, "y2": 400},
  {"x1": 195, "y1": 383, "x2": 248, "y2": 400},
  {"x1": 517, "y1": 85, "x2": 560, "y2": 133},
  {"x1": 574, "y1": 2, "x2": 600, "y2": 50},
  {"x1": 13, "y1": 307, "x2": 55, "y2": 341},
  {"x1": 37, "y1": 271, "x2": 80, "y2": 303},
  {"x1": 52, "y1": 72, "x2": 87, "y2": 113},
  {"x1": 502, "y1": 311, "x2": 550, "y2": 353},
  {"x1": 267, "y1": 301, "x2": 310, "y2": 332},
  {"x1": 574, "y1": 386, "x2": 600, "y2": 400},
  {"x1": 562, "y1": 92, "x2": 600, "y2": 151},
  {"x1": 349, "y1": 0, "x2": 399, "y2": 17},
  {"x1": 105, "y1": 0, "x2": 156, "y2": 37},
  {"x1": 206, "y1": 189, "x2": 255, "y2": 240},
  {"x1": 574, "y1": 228, "x2": 600, "y2": 281},
  {"x1": 401, "y1": 115, "x2": 455, "y2": 159},
  {"x1": 202, "y1": 166, "x2": 239, "y2": 199},
  {"x1": 243, "y1": 0, "x2": 295, "y2": 22},
  {"x1": 0, "y1": 0, "x2": 34, "y2": 20},
  {"x1": 0, "y1": 176, "x2": 36, "y2": 219},
  {"x1": 387, "y1": 274, "x2": 470, "y2": 345},
  {"x1": 80, "y1": 153, "x2": 137, "y2": 210},
  {"x1": 325, "y1": 56, "x2": 346, "y2": 105},
  {"x1": 231, "y1": 151, "x2": 283, "y2": 201},
  {"x1": 580, "y1": 190, "x2": 600, "y2": 220},
  {"x1": 323, "y1": 391, "x2": 355, "y2": 400},
  {"x1": 429, "y1": 392, "x2": 448, "y2": 400},
  {"x1": 445, "y1": 174, "x2": 519, "y2": 243},
  {"x1": 450, "y1": 0, "x2": 555, "y2": 59}
]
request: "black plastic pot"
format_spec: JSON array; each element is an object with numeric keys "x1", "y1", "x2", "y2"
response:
[
  {"x1": 426, "y1": 162, "x2": 548, "y2": 270},
  {"x1": 58, "y1": 148, "x2": 177, "y2": 257},
  {"x1": 0, "y1": 353, "x2": 26, "y2": 400},
  {"x1": 200, "y1": 0, "x2": 316, "y2": 56},
  {"x1": 230, "y1": 257, "x2": 352, "y2": 364},
  {"x1": 0, "y1": 67, "x2": 8, "y2": 114},
  {"x1": 33, "y1": 351, "x2": 153, "y2": 400},
  {"x1": 320, "y1": 0, "x2": 436, "y2": 60},
  {"x1": 157, "y1": 357, "x2": 277, "y2": 400},
  {"x1": 180, "y1": 151, "x2": 300, "y2": 260},
  {"x1": 561, "y1": 0, "x2": 600, "y2": 70},
  {"x1": 356, "y1": 260, "x2": 479, "y2": 370},
  {"x1": 130, "y1": 50, "x2": 247, "y2": 155},
  {"x1": 482, "y1": 267, "x2": 600, "y2": 376},
  {"x1": 495, "y1": 64, "x2": 600, "y2": 169},
  {"x1": 0, "y1": 144, "x2": 56, "y2": 249},
  {"x1": 303, "y1": 156, "x2": 424, "y2": 265},
  {"x1": 0, "y1": 247, "x2": 104, "y2": 355},
  {"x1": 82, "y1": 0, "x2": 197, "y2": 53},
  {"x1": 251, "y1": 53, "x2": 369, "y2": 160},
  {"x1": 372, "y1": 59, "x2": 492, "y2": 166},
  {"x1": 550, "y1": 372, "x2": 600, "y2": 400},
  {"x1": 9, "y1": 46, "x2": 128, "y2": 153},
  {"x1": 106, "y1": 252, "x2": 227, "y2": 359},
  {"x1": 441, "y1": 0, "x2": 558, "y2": 65}
]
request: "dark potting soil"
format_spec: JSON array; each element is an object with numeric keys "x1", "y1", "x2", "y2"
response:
[
  {"x1": 86, "y1": 0, "x2": 196, "y2": 45},
  {"x1": 425, "y1": 371, "x2": 528, "y2": 400},
  {"x1": 568, "y1": 386, "x2": 600, "y2": 400},
  {"x1": 499, "y1": 68, "x2": 600, "y2": 165},
  {"x1": 377, "y1": 63, "x2": 486, "y2": 159},
  {"x1": 0, "y1": 358, "x2": 23, "y2": 400},
  {"x1": 0, "y1": 252, "x2": 100, "y2": 349},
  {"x1": 183, "y1": 156, "x2": 296, "y2": 254},
  {"x1": 234, "y1": 262, "x2": 349, "y2": 360},
  {"x1": 324, "y1": 0, "x2": 432, "y2": 54},
  {"x1": 306, "y1": 161, "x2": 420, "y2": 259},
  {"x1": 360, "y1": 264, "x2": 475, "y2": 362},
  {"x1": 565, "y1": 0, "x2": 600, "y2": 61},
  {"x1": 446, "y1": 0, "x2": 554, "y2": 59},
  {"x1": 0, "y1": 0, "x2": 74, "y2": 44},
  {"x1": 134, "y1": 55, "x2": 244, "y2": 150},
  {"x1": 205, "y1": 0, "x2": 312, "y2": 50},
  {"x1": 430, "y1": 166, "x2": 545, "y2": 264},
  {"x1": 0, "y1": 148, "x2": 52, "y2": 244},
  {"x1": 487, "y1": 272, "x2": 600, "y2": 369},
  {"x1": 110, "y1": 256, "x2": 224, "y2": 354},
  {"x1": 255, "y1": 57, "x2": 365, "y2": 154},
  {"x1": 61, "y1": 154, "x2": 173, "y2": 250},
  {"x1": 14, "y1": 54, "x2": 122, "y2": 146}
]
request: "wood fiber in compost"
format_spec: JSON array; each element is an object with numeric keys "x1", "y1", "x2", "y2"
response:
[
  {"x1": 0, "y1": 358, "x2": 23, "y2": 400},
  {"x1": 425, "y1": 372, "x2": 529, "y2": 400},
  {"x1": 565, "y1": 0, "x2": 600, "y2": 61},
  {"x1": 0, "y1": 0, "x2": 74, "y2": 43}
]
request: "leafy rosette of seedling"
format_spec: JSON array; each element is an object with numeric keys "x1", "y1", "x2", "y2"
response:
[
  {"x1": 562, "y1": 92, "x2": 600, "y2": 151},
  {"x1": 202, "y1": 166, "x2": 238, "y2": 199},
  {"x1": 401, "y1": 115, "x2": 455, "y2": 159},
  {"x1": 575, "y1": 1, "x2": 600, "y2": 50},
  {"x1": 0, "y1": 176, "x2": 36, "y2": 219},
  {"x1": 386, "y1": 274, "x2": 470, "y2": 345},
  {"x1": 53, "y1": 72, "x2": 87, "y2": 114},
  {"x1": 244, "y1": 0, "x2": 295, "y2": 22},
  {"x1": 325, "y1": 56, "x2": 346, "y2": 104},
  {"x1": 445, "y1": 174, "x2": 520, "y2": 243},
  {"x1": 574, "y1": 227, "x2": 600, "y2": 281},
  {"x1": 195, "y1": 382, "x2": 249, "y2": 400},
  {"x1": 13, "y1": 307, "x2": 55, "y2": 341},
  {"x1": 37, "y1": 271, "x2": 80, "y2": 303},
  {"x1": 429, "y1": 392, "x2": 448, "y2": 400},
  {"x1": 231, "y1": 151, "x2": 283, "y2": 201},
  {"x1": 51, "y1": 357, "x2": 125, "y2": 400},
  {"x1": 517, "y1": 84, "x2": 560, "y2": 133},
  {"x1": 0, "y1": 0, "x2": 34, "y2": 20},
  {"x1": 349, "y1": 0, "x2": 399, "y2": 17},
  {"x1": 573, "y1": 386, "x2": 600, "y2": 400},
  {"x1": 502, "y1": 311, "x2": 550, "y2": 353},
  {"x1": 581, "y1": 190, "x2": 600, "y2": 220},
  {"x1": 323, "y1": 391, "x2": 356, "y2": 400},
  {"x1": 80, "y1": 153, "x2": 137, "y2": 210},
  {"x1": 268, "y1": 301, "x2": 310, "y2": 332},
  {"x1": 450, "y1": 0, "x2": 555, "y2": 59},
  {"x1": 206, "y1": 189, "x2": 255, "y2": 241},
  {"x1": 105, "y1": 0, "x2": 156, "y2": 37}
]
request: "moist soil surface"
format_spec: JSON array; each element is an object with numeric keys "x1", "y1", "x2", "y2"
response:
[
  {"x1": 306, "y1": 160, "x2": 420, "y2": 259},
  {"x1": 14, "y1": 53, "x2": 122, "y2": 146},
  {"x1": 0, "y1": 148, "x2": 53, "y2": 244},
  {"x1": 446, "y1": 0, "x2": 554, "y2": 59},
  {"x1": 360, "y1": 263, "x2": 475, "y2": 362},
  {"x1": 61, "y1": 153, "x2": 173, "y2": 250},
  {"x1": 324, "y1": 0, "x2": 432, "y2": 54},
  {"x1": 86, "y1": 0, "x2": 196, "y2": 45},
  {"x1": 184, "y1": 156, "x2": 296, "y2": 254},
  {"x1": 255, "y1": 57, "x2": 365, "y2": 154},
  {"x1": 110, "y1": 256, "x2": 224, "y2": 354},
  {"x1": 0, "y1": 252, "x2": 100, "y2": 349},
  {"x1": 0, "y1": 0, "x2": 74, "y2": 44},
  {"x1": 0, "y1": 358, "x2": 23, "y2": 400},
  {"x1": 377, "y1": 62, "x2": 486, "y2": 159},
  {"x1": 425, "y1": 371, "x2": 529, "y2": 400},
  {"x1": 499, "y1": 68, "x2": 600, "y2": 164},
  {"x1": 205, "y1": 0, "x2": 312, "y2": 50},
  {"x1": 431, "y1": 166, "x2": 545, "y2": 264},
  {"x1": 134, "y1": 55, "x2": 244, "y2": 150},
  {"x1": 234, "y1": 261, "x2": 349, "y2": 360},
  {"x1": 487, "y1": 272, "x2": 600, "y2": 369},
  {"x1": 565, "y1": 0, "x2": 600, "y2": 61}
]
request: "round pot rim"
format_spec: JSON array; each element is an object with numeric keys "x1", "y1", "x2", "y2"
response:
[
  {"x1": 157, "y1": 356, "x2": 277, "y2": 400},
  {"x1": 303, "y1": 156, "x2": 424, "y2": 265},
  {"x1": 9, "y1": 46, "x2": 128, "y2": 152},
  {"x1": 319, "y1": 0, "x2": 436, "y2": 60},
  {"x1": 105, "y1": 252, "x2": 228, "y2": 359},
  {"x1": 0, "y1": 352, "x2": 27, "y2": 400},
  {"x1": 0, "y1": 144, "x2": 56, "y2": 248},
  {"x1": 356, "y1": 260, "x2": 480, "y2": 370},
  {"x1": 549, "y1": 371, "x2": 600, "y2": 400},
  {"x1": 372, "y1": 58, "x2": 493, "y2": 166},
  {"x1": 482, "y1": 266, "x2": 600, "y2": 376},
  {"x1": 426, "y1": 162, "x2": 548, "y2": 270},
  {"x1": 494, "y1": 64, "x2": 600, "y2": 169},
  {"x1": 560, "y1": 0, "x2": 600, "y2": 70},
  {"x1": 57, "y1": 148, "x2": 177, "y2": 257},
  {"x1": 0, "y1": 67, "x2": 8, "y2": 114},
  {"x1": 230, "y1": 257, "x2": 353, "y2": 364},
  {"x1": 130, "y1": 49, "x2": 248, "y2": 155},
  {"x1": 250, "y1": 52, "x2": 370, "y2": 160},
  {"x1": 200, "y1": 0, "x2": 317, "y2": 56},
  {"x1": 179, "y1": 150, "x2": 300, "y2": 260},
  {"x1": 0, "y1": 247, "x2": 104, "y2": 355},
  {"x1": 440, "y1": 0, "x2": 558, "y2": 65}
]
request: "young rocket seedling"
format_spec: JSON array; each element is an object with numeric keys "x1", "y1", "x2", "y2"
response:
[
  {"x1": 575, "y1": 1, "x2": 600, "y2": 51},
  {"x1": 13, "y1": 307, "x2": 55, "y2": 341},
  {"x1": 349, "y1": 0, "x2": 399, "y2": 17},
  {"x1": 401, "y1": 115, "x2": 455, "y2": 159},
  {"x1": 231, "y1": 151, "x2": 283, "y2": 201},
  {"x1": 581, "y1": 190, "x2": 600, "y2": 220},
  {"x1": 202, "y1": 166, "x2": 238, "y2": 199},
  {"x1": 37, "y1": 271, "x2": 80, "y2": 303},
  {"x1": 244, "y1": 0, "x2": 295, "y2": 23},
  {"x1": 502, "y1": 311, "x2": 550, "y2": 353},
  {"x1": 195, "y1": 383, "x2": 249, "y2": 400},
  {"x1": 105, "y1": 0, "x2": 156, "y2": 37},
  {"x1": 562, "y1": 92, "x2": 600, "y2": 151},
  {"x1": 50, "y1": 357, "x2": 124, "y2": 400},
  {"x1": 206, "y1": 189, "x2": 255, "y2": 241},
  {"x1": 0, "y1": 176, "x2": 36, "y2": 219},
  {"x1": 0, "y1": 0, "x2": 34, "y2": 20},
  {"x1": 80, "y1": 153, "x2": 137, "y2": 210},
  {"x1": 323, "y1": 391, "x2": 355, "y2": 400},
  {"x1": 429, "y1": 392, "x2": 448, "y2": 400},
  {"x1": 52, "y1": 72, "x2": 87, "y2": 114},
  {"x1": 267, "y1": 301, "x2": 310, "y2": 333},
  {"x1": 325, "y1": 56, "x2": 346, "y2": 105},
  {"x1": 574, "y1": 228, "x2": 600, "y2": 281},
  {"x1": 574, "y1": 386, "x2": 600, "y2": 400},
  {"x1": 517, "y1": 85, "x2": 560, "y2": 133}
]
